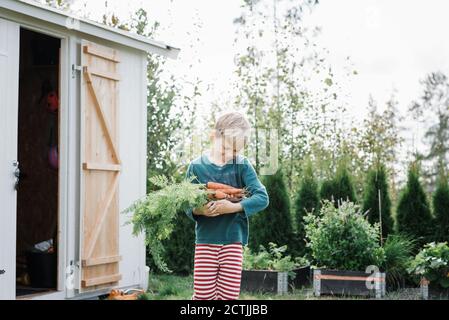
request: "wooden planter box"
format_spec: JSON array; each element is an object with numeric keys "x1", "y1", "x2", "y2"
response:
[
  {"x1": 241, "y1": 270, "x2": 289, "y2": 295},
  {"x1": 289, "y1": 266, "x2": 312, "y2": 289},
  {"x1": 241, "y1": 266, "x2": 312, "y2": 294},
  {"x1": 313, "y1": 269, "x2": 386, "y2": 298},
  {"x1": 420, "y1": 278, "x2": 449, "y2": 300}
]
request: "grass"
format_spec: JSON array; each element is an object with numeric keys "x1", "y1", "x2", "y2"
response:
[
  {"x1": 142, "y1": 273, "x2": 422, "y2": 300},
  {"x1": 144, "y1": 274, "x2": 193, "y2": 300}
]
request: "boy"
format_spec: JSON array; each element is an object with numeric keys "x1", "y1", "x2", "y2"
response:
[{"x1": 185, "y1": 111, "x2": 269, "y2": 300}]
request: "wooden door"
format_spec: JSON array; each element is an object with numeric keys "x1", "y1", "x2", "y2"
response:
[
  {"x1": 0, "y1": 18, "x2": 19, "y2": 300},
  {"x1": 79, "y1": 40, "x2": 121, "y2": 291}
]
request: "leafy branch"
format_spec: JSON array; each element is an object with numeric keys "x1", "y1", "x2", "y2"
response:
[{"x1": 122, "y1": 175, "x2": 208, "y2": 273}]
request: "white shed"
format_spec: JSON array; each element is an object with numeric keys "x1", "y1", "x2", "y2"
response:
[{"x1": 0, "y1": 0, "x2": 179, "y2": 300}]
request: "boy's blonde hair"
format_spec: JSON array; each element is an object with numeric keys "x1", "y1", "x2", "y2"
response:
[{"x1": 214, "y1": 112, "x2": 251, "y2": 137}]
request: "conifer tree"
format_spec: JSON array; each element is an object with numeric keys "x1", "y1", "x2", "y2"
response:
[
  {"x1": 362, "y1": 164, "x2": 394, "y2": 240},
  {"x1": 396, "y1": 164, "x2": 433, "y2": 247},
  {"x1": 319, "y1": 160, "x2": 357, "y2": 207},
  {"x1": 433, "y1": 173, "x2": 449, "y2": 242},
  {"x1": 294, "y1": 161, "x2": 319, "y2": 254}
]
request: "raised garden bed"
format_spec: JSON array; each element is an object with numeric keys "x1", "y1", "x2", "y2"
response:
[
  {"x1": 241, "y1": 269, "x2": 289, "y2": 295},
  {"x1": 409, "y1": 242, "x2": 449, "y2": 300},
  {"x1": 313, "y1": 269, "x2": 386, "y2": 298},
  {"x1": 241, "y1": 266, "x2": 311, "y2": 295},
  {"x1": 420, "y1": 278, "x2": 449, "y2": 300},
  {"x1": 289, "y1": 266, "x2": 312, "y2": 289},
  {"x1": 241, "y1": 242, "x2": 310, "y2": 294}
]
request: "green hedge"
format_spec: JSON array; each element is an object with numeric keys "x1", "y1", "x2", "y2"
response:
[
  {"x1": 294, "y1": 161, "x2": 319, "y2": 255},
  {"x1": 249, "y1": 168, "x2": 295, "y2": 255}
]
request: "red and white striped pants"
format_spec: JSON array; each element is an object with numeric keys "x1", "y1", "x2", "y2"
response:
[{"x1": 192, "y1": 242, "x2": 244, "y2": 300}]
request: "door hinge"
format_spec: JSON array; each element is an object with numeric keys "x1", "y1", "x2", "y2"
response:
[
  {"x1": 71, "y1": 64, "x2": 82, "y2": 78},
  {"x1": 66, "y1": 260, "x2": 80, "y2": 291}
]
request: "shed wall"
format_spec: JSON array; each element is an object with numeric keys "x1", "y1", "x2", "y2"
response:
[{"x1": 0, "y1": 11, "x2": 148, "y2": 297}]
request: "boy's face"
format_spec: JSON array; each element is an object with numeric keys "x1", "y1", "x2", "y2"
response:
[{"x1": 212, "y1": 129, "x2": 248, "y2": 161}]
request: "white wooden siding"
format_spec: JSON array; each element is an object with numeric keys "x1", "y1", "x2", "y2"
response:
[
  {"x1": 116, "y1": 46, "x2": 148, "y2": 289},
  {"x1": 0, "y1": 17, "x2": 19, "y2": 300}
]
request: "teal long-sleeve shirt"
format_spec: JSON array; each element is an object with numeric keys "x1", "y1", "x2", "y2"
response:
[{"x1": 184, "y1": 153, "x2": 269, "y2": 246}]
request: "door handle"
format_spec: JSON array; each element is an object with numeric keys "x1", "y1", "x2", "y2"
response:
[{"x1": 13, "y1": 160, "x2": 20, "y2": 190}]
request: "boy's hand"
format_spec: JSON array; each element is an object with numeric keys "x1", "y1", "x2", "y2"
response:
[
  {"x1": 193, "y1": 204, "x2": 209, "y2": 216},
  {"x1": 205, "y1": 200, "x2": 243, "y2": 217}
]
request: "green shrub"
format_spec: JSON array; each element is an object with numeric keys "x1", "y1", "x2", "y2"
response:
[
  {"x1": 304, "y1": 200, "x2": 385, "y2": 271},
  {"x1": 408, "y1": 242, "x2": 449, "y2": 289},
  {"x1": 243, "y1": 243, "x2": 309, "y2": 279},
  {"x1": 243, "y1": 245, "x2": 271, "y2": 271},
  {"x1": 294, "y1": 161, "x2": 320, "y2": 255},
  {"x1": 249, "y1": 169, "x2": 294, "y2": 254},
  {"x1": 396, "y1": 164, "x2": 433, "y2": 247},
  {"x1": 381, "y1": 234, "x2": 415, "y2": 289},
  {"x1": 433, "y1": 175, "x2": 449, "y2": 242},
  {"x1": 362, "y1": 164, "x2": 394, "y2": 239}
]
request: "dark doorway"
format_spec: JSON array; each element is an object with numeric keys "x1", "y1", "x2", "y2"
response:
[{"x1": 16, "y1": 28, "x2": 60, "y2": 297}]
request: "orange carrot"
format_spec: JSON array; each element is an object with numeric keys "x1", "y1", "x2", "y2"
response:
[
  {"x1": 207, "y1": 193, "x2": 215, "y2": 199},
  {"x1": 214, "y1": 188, "x2": 244, "y2": 195},
  {"x1": 213, "y1": 190, "x2": 229, "y2": 199},
  {"x1": 205, "y1": 182, "x2": 248, "y2": 201},
  {"x1": 207, "y1": 181, "x2": 236, "y2": 190}
]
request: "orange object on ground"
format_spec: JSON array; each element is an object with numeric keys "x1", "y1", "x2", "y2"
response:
[{"x1": 107, "y1": 288, "x2": 145, "y2": 300}]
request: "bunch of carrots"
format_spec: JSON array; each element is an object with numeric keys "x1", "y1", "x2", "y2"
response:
[{"x1": 205, "y1": 182, "x2": 248, "y2": 202}]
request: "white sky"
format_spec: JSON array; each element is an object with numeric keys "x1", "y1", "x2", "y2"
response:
[
  {"x1": 70, "y1": 0, "x2": 449, "y2": 158},
  {"x1": 305, "y1": 0, "x2": 449, "y2": 159},
  {"x1": 308, "y1": 0, "x2": 449, "y2": 120}
]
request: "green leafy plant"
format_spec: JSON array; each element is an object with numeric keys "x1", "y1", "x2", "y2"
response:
[
  {"x1": 304, "y1": 200, "x2": 385, "y2": 271},
  {"x1": 243, "y1": 242, "x2": 309, "y2": 279},
  {"x1": 381, "y1": 234, "x2": 415, "y2": 289},
  {"x1": 408, "y1": 242, "x2": 449, "y2": 289},
  {"x1": 122, "y1": 175, "x2": 208, "y2": 273},
  {"x1": 147, "y1": 210, "x2": 196, "y2": 275}
]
